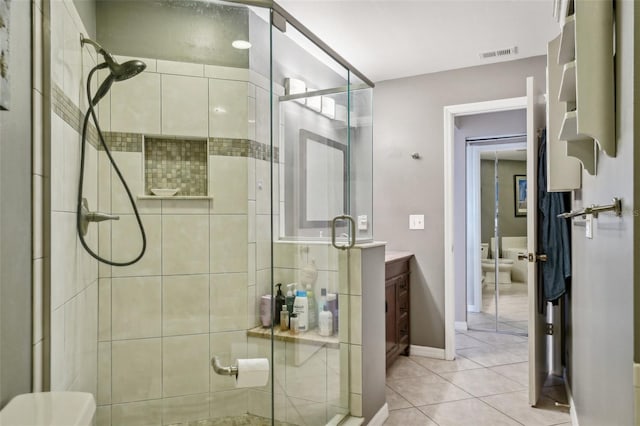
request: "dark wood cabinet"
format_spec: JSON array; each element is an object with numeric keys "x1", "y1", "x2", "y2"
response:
[{"x1": 385, "y1": 253, "x2": 412, "y2": 368}]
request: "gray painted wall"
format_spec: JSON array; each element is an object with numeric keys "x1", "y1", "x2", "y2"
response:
[
  {"x1": 480, "y1": 159, "x2": 527, "y2": 244},
  {"x1": 569, "y1": 2, "x2": 635, "y2": 424},
  {"x1": 373, "y1": 56, "x2": 545, "y2": 348},
  {"x1": 452, "y1": 110, "x2": 526, "y2": 322},
  {"x1": 0, "y1": 0, "x2": 32, "y2": 408}
]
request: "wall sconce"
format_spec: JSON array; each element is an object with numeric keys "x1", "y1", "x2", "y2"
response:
[
  {"x1": 284, "y1": 78, "x2": 306, "y2": 105},
  {"x1": 321, "y1": 96, "x2": 335, "y2": 119},
  {"x1": 306, "y1": 88, "x2": 321, "y2": 112}
]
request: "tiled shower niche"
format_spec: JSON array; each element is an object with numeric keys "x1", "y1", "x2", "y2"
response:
[{"x1": 143, "y1": 136, "x2": 209, "y2": 196}]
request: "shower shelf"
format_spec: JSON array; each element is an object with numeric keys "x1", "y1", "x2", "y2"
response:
[
  {"x1": 137, "y1": 195, "x2": 214, "y2": 200},
  {"x1": 247, "y1": 326, "x2": 339, "y2": 349}
]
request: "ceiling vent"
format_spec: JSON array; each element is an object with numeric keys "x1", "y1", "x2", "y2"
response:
[{"x1": 479, "y1": 46, "x2": 518, "y2": 59}]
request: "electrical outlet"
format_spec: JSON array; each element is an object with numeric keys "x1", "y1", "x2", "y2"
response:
[{"x1": 409, "y1": 214, "x2": 425, "y2": 230}]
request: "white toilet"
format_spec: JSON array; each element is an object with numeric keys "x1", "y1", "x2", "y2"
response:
[
  {"x1": 0, "y1": 392, "x2": 95, "y2": 425},
  {"x1": 480, "y1": 242, "x2": 514, "y2": 284}
]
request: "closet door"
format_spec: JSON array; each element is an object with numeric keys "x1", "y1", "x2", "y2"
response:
[{"x1": 526, "y1": 76, "x2": 548, "y2": 406}]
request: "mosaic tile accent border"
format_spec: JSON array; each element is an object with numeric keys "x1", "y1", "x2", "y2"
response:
[
  {"x1": 101, "y1": 132, "x2": 143, "y2": 152},
  {"x1": 144, "y1": 137, "x2": 208, "y2": 196},
  {"x1": 209, "y1": 138, "x2": 279, "y2": 162},
  {"x1": 51, "y1": 84, "x2": 99, "y2": 149}
]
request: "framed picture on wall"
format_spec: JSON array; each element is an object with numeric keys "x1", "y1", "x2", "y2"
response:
[{"x1": 514, "y1": 175, "x2": 527, "y2": 217}]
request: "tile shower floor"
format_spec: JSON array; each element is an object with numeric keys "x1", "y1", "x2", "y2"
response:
[{"x1": 384, "y1": 282, "x2": 571, "y2": 426}]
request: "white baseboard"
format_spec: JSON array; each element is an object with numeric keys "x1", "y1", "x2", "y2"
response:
[
  {"x1": 563, "y1": 369, "x2": 579, "y2": 426},
  {"x1": 410, "y1": 345, "x2": 445, "y2": 359},
  {"x1": 366, "y1": 403, "x2": 389, "y2": 426},
  {"x1": 454, "y1": 321, "x2": 468, "y2": 331}
]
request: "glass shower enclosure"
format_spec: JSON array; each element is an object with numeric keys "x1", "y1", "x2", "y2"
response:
[{"x1": 51, "y1": 0, "x2": 374, "y2": 424}]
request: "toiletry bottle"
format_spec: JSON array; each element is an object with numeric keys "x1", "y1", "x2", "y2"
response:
[
  {"x1": 293, "y1": 290, "x2": 308, "y2": 332},
  {"x1": 274, "y1": 283, "x2": 285, "y2": 325},
  {"x1": 319, "y1": 305, "x2": 333, "y2": 337},
  {"x1": 290, "y1": 313, "x2": 299, "y2": 335},
  {"x1": 306, "y1": 284, "x2": 318, "y2": 330},
  {"x1": 285, "y1": 283, "x2": 296, "y2": 318},
  {"x1": 280, "y1": 305, "x2": 289, "y2": 331},
  {"x1": 260, "y1": 295, "x2": 272, "y2": 327}
]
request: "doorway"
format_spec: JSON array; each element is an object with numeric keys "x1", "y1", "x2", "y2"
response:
[{"x1": 465, "y1": 136, "x2": 528, "y2": 336}]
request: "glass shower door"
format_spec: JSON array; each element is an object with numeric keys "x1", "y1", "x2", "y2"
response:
[{"x1": 268, "y1": 19, "x2": 355, "y2": 425}]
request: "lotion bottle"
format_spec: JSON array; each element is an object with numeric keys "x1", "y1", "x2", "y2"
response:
[
  {"x1": 280, "y1": 305, "x2": 289, "y2": 331},
  {"x1": 319, "y1": 305, "x2": 333, "y2": 337},
  {"x1": 293, "y1": 290, "x2": 308, "y2": 332}
]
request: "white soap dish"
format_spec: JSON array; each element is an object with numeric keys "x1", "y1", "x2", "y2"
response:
[{"x1": 150, "y1": 188, "x2": 179, "y2": 196}]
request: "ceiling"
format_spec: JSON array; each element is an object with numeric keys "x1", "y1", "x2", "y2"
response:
[{"x1": 277, "y1": 0, "x2": 561, "y2": 83}]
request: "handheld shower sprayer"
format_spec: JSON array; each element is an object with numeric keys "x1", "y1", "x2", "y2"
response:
[
  {"x1": 77, "y1": 35, "x2": 148, "y2": 266},
  {"x1": 80, "y1": 35, "x2": 147, "y2": 105}
]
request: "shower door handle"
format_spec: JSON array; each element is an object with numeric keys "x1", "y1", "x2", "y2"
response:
[{"x1": 331, "y1": 215, "x2": 356, "y2": 250}]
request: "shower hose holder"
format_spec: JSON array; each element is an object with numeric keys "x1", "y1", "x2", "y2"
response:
[{"x1": 79, "y1": 198, "x2": 120, "y2": 236}]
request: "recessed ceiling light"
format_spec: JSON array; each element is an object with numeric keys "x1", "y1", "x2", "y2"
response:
[{"x1": 232, "y1": 40, "x2": 252, "y2": 50}]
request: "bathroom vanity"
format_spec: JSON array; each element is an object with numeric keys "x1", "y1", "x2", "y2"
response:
[{"x1": 385, "y1": 251, "x2": 413, "y2": 368}]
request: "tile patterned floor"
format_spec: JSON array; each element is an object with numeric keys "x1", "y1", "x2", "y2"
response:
[{"x1": 384, "y1": 282, "x2": 571, "y2": 426}]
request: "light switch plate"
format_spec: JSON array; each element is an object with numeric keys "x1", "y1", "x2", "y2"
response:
[
  {"x1": 409, "y1": 214, "x2": 425, "y2": 230},
  {"x1": 357, "y1": 215, "x2": 368, "y2": 231}
]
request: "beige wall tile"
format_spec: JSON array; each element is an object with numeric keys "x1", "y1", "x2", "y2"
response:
[
  {"x1": 157, "y1": 60, "x2": 204, "y2": 77},
  {"x1": 162, "y1": 393, "x2": 210, "y2": 425},
  {"x1": 210, "y1": 215, "x2": 248, "y2": 273},
  {"x1": 111, "y1": 399, "x2": 162, "y2": 426},
  {"x1": 32, "y1": 258, "x2": 43, "y2": 343},
  {"x1": 349, "y1": 295, "x2": 362, "y2": 345},
  {"x1": 50, "y1": 306, "x2": 65, "y2": 390},
  {"x1": 163, "y1": 274, "x2": 210, "y2": 336},
  {"x1": 247, "y1": 243, "x2": 256, "y2": 286},
  {"x1": 338, "y1": 294, "x2": 349, "y2": 344},
  {"x1": 204, "y1": 65, "x2": 250, "y2": 81},
  {"x1": 210, "y1": 331, "x2": 247, "y2": 391},
  {"x1": 247, "y1": 285, "x2": 257, "y2": 329},
  {"x1": 110, "y1": 72, "x2": 161, "y2": 134},
  {"x1": 50, "y1": 1, "x2": 64, "y2": 88},
  {"x1": 255, "y1": 215, "x2": 271, "y2": 271},
  {"x1": 162, "y1": 74, "x2": 208, "y2": 137},
  {"x1": 210, "y1": 273, "x2": 248, "y2": 332},
  {"x1": 32, "y1": 91, "x2": 43, "y2": 175},
  {"x1": 161, "y1": 199, "x2": 210, "y2": 215},
  {"x1": 255, "y1": 160, "x2": 271, "y2": 215},
  {"x1": 350, "y1": 344, "x2": 362, "y2": 395},
  {"x1": 97, "y1": 342, "x2": 111, "y2": 405},
  {"x1": 32, "y1": 340, "x2": 43, "y2": 393},
  {"x1": 111, "y1": 338, "x2": 162, "y2": 403},
  {"x1": 32, "y1": 175, "x2": 43, "y2": 259},
  {"x1": 95, "y1": 406, "x2": 111, "y2": 426},
  {"x1": 110, "y1": 152, "x2": 144, "y2": 215},
  {"x1": 255, "y1": 87, "x2": 270, "y2": 145},
  {"x1": 111, "y1": 276, "x2": 161, "y2": 340},
  {"x1": 163, "y1": 334, "x2": 210, "y2": 397},
  {"x1": 97, "y1": 70, "x2": 111, "y2": 132},
  {"x1": 247, "y1": 157, "x2": 256, "y2": 201},
  {"x1": 350, "y1": 393, "x2": 362, "y2": 417},
  {"x1": 98, "y1": 279, "x2": 111, "y2": 341},
  {"x1": 111, "y1": 214, "x2": 162, "y2": 277},
  {"x1": 248, "y1": 200, "x2": 256, "y2": 243},
  {"x1": 209, "y1": 389, "x2": 248, "y2": 419},
  {"x1": 209, "y1": 156, "x2": 248, "y2": 214},
  {"x1": 62, "y1": 5, "x2": 82, "y2": 104},
  {"x1": 209, "y1": 79, "x2": 248, "y2": 139},
  {"x1": 162, "y1": 214, "x2": 210, "y2": 275},
  {"x1": 248, "y1": 96, "x2": 256, "y2": 141}
]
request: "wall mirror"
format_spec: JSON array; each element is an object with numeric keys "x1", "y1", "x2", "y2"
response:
[{"x1": 299, "y1": 129, "x2": 347, "y2": 228}]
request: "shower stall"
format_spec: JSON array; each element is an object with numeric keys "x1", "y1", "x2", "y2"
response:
[{"x1": 44, "y1": 0, "x2": 374, "y2": 425}]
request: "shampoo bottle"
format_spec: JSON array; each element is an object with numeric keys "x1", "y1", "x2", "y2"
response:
[
  {"x1": 293, "y1": 290, "x2": 308, "y2": 332},
  {"x1": 274, "y1": 283, "x2": 285, "y2": 325},
  {"x1": 306, "y1": 284, "x2": 318, "y2": 330},
  {"x1": 319, "y1": 305, "x2": 333, "y2": 337}
]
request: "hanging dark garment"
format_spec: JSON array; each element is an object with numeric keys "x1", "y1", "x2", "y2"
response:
[{"x1": 537, "y1": 129, "x2": 571, "y2": 313}]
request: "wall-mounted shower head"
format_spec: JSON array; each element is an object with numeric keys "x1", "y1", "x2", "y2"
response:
[{"x1": 81, "y1": 35, "x2": 147, "y2": 105}]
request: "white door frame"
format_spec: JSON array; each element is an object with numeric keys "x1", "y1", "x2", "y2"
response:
[
  {"x1": 443, "y1": 96, "x2": 527, "y2": 360},
  {"x1": 465, "y1": 139, "x2": 527, "y2": 315}
]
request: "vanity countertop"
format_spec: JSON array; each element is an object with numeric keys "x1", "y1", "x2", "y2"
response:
[{"x1": 385, "y1": 251, "x2": 414, "y2": 263}]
